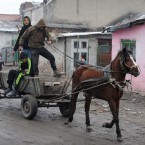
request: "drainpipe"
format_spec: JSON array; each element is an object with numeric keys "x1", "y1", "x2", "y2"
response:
[
  {"x1": 88, "y1": 45, "x2": 90, "y2": 64},
  {"x1": 5, "y1": 49, "x2": 7, "y2": 64},
  {"x1": 64, "y1": 37, "x2": 67, "y2": 75},
  {"x1": 77, "y1": 35, "x2": 79, "y2": 60}
]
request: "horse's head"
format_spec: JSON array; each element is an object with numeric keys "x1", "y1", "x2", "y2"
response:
[{"x1": 119, "y1": 48, "x2": 140, "y2": 77}]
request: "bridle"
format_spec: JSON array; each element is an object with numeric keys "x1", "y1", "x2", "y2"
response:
[{"x1": 119, "y1": 53, "x2": 138, "y2": 74}]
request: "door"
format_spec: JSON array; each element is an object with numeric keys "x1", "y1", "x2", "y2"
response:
[{"x1": 97, "y1": 39, "x2": 112, "y2": 66}]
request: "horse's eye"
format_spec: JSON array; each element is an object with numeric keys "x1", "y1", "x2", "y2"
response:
[
  {"x1": 133, "y1": 57, "x2": 136, "y2": 62},
  {"x1": 126, "y1": 57, "x2": 130, "y2": 61}
]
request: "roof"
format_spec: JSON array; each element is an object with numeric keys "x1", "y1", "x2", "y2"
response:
[
  {"x1": 0, "y1": 21, "x2": 21, "y2": 32},
  {"x1": 0, "y1": 28, "x2": 18, "y2": 32},
  {"x1": 46, "y1": 0, "x2": 54, "y2": 5},
  {"x1": 106, "y1": 13, "x2": 145, "y2": 32},
  {"x1": 0, "y1": 14, "x2": 21, "y2": 32},
  {"x1": 58, "y1": 31, "x2": 111, "y2": 37},
  {"x1": 0, "y1": 14, "x2": 21, "y2": 22}
]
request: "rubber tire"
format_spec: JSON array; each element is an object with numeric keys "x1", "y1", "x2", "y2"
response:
[
  {"x1": 21, "y1": 95, "x2": 38, "y2": 120},
  {"x1": 59, "y1": 102, "x2": 70, "y2": 117}
]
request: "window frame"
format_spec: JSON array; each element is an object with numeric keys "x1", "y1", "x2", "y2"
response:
[{"x1": 121, "y1": 39, "x2": 136, "y2": 58}]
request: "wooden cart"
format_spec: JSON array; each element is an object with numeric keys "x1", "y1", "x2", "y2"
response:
[{"x1": 0, "y1": 71, "x2": 71, "y2": 119}]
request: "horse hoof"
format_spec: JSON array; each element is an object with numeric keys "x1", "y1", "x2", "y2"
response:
[
  {"x1": 117, "y1": 137, "x2": 123, "y2": 142},
  {"x1": 64, "y1": 121, "x2": 71, "y2": 128},
  {"x1": 64, "y1": 121, "x2": 70, "y2": 125},
  {"x1": 86, "y1": 126, "x2": 92, "y2": 132},
  {"x1": 102, "y1": 123, "x2": 110, "y2": 128},
  {"x1": 102, "y1": 123, "x2": 109, "y2": 128},
  {"x1": 102, "y1": 123, "x2": 107, "y2": 127},
  {"x1": 64, "y1": 121, "x2": 69, "y2": 125}
]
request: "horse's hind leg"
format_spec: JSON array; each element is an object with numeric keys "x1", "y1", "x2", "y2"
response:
[
  {"x1": 85, "y1": 94, "x2": 92, "y2": 132},
  {"x1": 103, "y1": 99, "x2": 122, "y2": 142},
  {"x1": 67, "y1": 93, "x2": 79, "y2": 123}
]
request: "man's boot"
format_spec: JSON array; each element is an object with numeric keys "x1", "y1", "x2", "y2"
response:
[
  {"x1": 10, "y1": 90, "x2": 17, "y2": 97},
  {"x1": 53, "y1": 70, "x2": 62, "y2": 77},
  {"x1": 4, "y1": 88, "x2": 12, "y2": 96}
]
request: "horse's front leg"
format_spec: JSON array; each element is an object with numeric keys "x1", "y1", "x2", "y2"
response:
[
  {"x1": 65, "y1": 93, "x2": 79, "y2": 125},
  {"x1": 85, "y1": 94, "x2": 92, "y2": 132}
]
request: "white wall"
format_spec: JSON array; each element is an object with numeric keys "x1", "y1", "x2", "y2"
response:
[
  {"x1": 0, "y1": 32, "x2": 18, "y2": 50},
  {"x1": 45, "y1": 0, "x2": 145, "y2": 29},
  {"x1": 38, "y1": 39, "x2": 65, "y2": 74},
  {"x1": 24, "y1": 6, "x2": 43, "y2": 25},
  {"x1": 65, "y1": 36, "x2": 98, "y2": 76}
]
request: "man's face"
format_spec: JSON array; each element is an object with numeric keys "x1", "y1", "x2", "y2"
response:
[
  {"x1": 24, "y1": 18, "x2": 30, "y2": 26},
  {"x1": 22, "y1": 58, "x2": 28, "y2": 63}
]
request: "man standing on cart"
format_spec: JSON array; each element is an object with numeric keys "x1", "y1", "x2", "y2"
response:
[
  {"x1": 4, "y1": 52, "x2": 31, "y2": 97},
  {"x1": 19, "y1": 18, "x2": 62, "y2": 77}
]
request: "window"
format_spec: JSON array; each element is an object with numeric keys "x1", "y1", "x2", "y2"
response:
[
  {"x1": 81, "y1": 41, "x2": 87, "y2": 48},
  {"x1": 74, "y1": 52, "x2": 79, "y2": 60},
  {"x1": 73, "y1": 40, "x2": 88, "y2": 49},
  {"x1": 81, "y1": 52, "x2": 87, "y2": 60},
  {"x1": 121, "y1": 40, "x2": 136, "y2": 58},
  {"x1": 99, "y1": 45, "x2": 110, "y2": 53},
  {"x1": 74, "y1": 41, "x2": 79, "y2": 48},
  {"x1": 74, "y1": 52, "x2": 79, "y2": 67}
]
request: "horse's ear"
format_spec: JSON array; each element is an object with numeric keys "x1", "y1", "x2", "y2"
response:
[{"x1": 123, "y1": 47, "x2": 127, "y2": 54}]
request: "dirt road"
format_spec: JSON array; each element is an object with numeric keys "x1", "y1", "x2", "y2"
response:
[{"x1": 0, "y1": 92, "x2": 145, "y2": 145}]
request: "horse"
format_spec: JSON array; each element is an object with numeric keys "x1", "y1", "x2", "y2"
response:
[{"x1": 66, "y1": 48, "x2": 140, "y2": 142}]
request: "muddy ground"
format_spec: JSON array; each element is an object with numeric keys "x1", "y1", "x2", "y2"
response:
[
  {"x1": 0, "y1": 93, "x2": 145, "y2": 145},
  {"x1": 0, "y1": 66, "x2": 145, "y2": 145}
]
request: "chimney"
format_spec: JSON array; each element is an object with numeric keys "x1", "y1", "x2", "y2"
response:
[{"x1": 19, "y1": 2, "x2": 33, "y2": 15}]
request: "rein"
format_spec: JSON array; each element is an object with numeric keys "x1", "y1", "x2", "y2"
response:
[
  {"x1": 47, "y1": 44, "x2": 138, "y2": 96},
  {"x1": 47, "y1": 43, "x2": 83, "y2": 65},
  {"x1": 48, "y1": 43, "x2": 140, "y2": 75},
  {"x1": 44, "y1": 78, "x2": 116, "y2": 102}
]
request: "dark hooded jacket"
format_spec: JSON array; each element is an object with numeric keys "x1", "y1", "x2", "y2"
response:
[
  {"x1": 14, "y1": 16, "x2": 31, "y2": 52},
  {"x1": 19, "y1": 19, "x2": 54, "y2": 49}
]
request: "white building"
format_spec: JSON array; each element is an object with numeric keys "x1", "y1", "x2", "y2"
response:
[{"x1": 39, "y1": 32, "x2": 111, "y2": 76}]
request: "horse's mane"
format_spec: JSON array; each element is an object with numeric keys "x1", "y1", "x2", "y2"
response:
[
  {"x1": 116, "y1": 50, "x2": 122, "y2": 57},
  {"x1": 112, "y1": 50, "x2": 123, "y2": 62}
]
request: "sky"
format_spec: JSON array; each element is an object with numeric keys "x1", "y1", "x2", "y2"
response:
[{"x1": 0, "y1": 0, "x2": 43, "y2": 14}]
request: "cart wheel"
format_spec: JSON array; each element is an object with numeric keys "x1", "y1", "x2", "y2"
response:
[
  {"x1": 59, "y1": 102, "x2": 70, "y2": 117},
  {"x1": 21, "y1": 95, "x2": 38, "y2": 120}
]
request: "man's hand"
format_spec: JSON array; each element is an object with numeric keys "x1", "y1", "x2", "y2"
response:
[
  {"x1": 19, "y1": 46, "x2": 23, "y2": 52},
  {"x1": 47, "y1": 40, "x2": 53, "y2": 45},
  {"x1": 23, "y1": 70, "x2": 28, "y2": 75}
]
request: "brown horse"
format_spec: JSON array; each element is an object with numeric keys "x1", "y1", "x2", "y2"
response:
[{"x1": 66, "y1": 48, "x2": 140, "y2": 142}]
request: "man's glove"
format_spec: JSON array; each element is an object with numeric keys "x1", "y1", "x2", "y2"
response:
[{"x1": 18, "y1": 46, "x2": 23, "y2": 52}]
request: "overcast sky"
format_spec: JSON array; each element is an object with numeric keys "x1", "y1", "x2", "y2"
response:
[{"x1": 0, "y1": 0, "x2": 43, "y2": 14}]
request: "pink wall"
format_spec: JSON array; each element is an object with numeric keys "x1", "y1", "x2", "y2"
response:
[{"x1": 112, "y1": 24, "x2": 145, "y2": 93}]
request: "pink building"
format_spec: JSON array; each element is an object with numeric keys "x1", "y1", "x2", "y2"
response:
[{"x1": 106, "y1": 14, "x2": 145, "y2": 93}]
